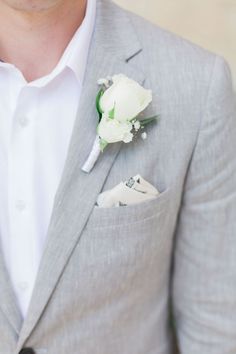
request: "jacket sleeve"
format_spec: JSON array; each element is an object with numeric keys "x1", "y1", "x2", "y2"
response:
[{"x1": 172, "y1": 56, "x2": 236, "y2": 354}]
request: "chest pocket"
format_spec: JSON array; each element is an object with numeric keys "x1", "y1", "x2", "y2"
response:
[
  {"x1": 82, "y1": 188, "x2": 173, "y2": 269},
  {"x1": 87, "y1": 188, "x2": 171, "y2": 229}
]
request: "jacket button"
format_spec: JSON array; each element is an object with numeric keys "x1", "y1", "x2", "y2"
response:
[{"x1": 19, "y1": 348, "x2": 36, "y2": 354}]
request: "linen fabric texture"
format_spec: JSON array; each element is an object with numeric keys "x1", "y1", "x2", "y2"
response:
[{"x1": 0, "y1": 0, "x2": 235, "y2": 353}]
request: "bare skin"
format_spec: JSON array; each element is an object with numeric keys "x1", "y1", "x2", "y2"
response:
[{"x1": 0, "y1": 0, "x2": 87, "y2": 81}]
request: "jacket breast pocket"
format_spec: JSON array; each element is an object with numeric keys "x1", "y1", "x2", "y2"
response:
[
  {"x1": 82, "y1": 188, "x2": 173, "y2": 270},
  {"x1": 87, "y1": 188, "x2": 171, "y2": 229}
]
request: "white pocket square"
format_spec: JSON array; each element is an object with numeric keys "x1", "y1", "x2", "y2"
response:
[{"x1": 96, "y1": 175, "x2": 159, "y2": 208}]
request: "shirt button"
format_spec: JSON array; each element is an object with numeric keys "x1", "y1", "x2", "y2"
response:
[
  {"x1": 18, "y1": 116, "x2": 29, "y2": 127},
  {"x1": 15, "y1": 200, "x2": 26, "y2": 211},
  {"x1": 18, "y1": 282, "x2": 29, "y2": 291}
]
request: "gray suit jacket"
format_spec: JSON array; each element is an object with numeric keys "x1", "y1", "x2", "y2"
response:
[{"x1": 0, "y1": 1, "x2": 236, "y2": 353}]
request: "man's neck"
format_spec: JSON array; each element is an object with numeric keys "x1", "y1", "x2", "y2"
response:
[{"x1": 0, "y1": 0, "x2": 87, "y2": 82}]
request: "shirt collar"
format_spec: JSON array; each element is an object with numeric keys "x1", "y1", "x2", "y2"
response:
[
  {"x1": 35, "y1": 0, "x2": 97, "y2": 87},
  {"x1": 65, "y1": 0, "x2": 97, "y2": 84},
  {"x1": 0, "y1": 0, "x2": 97, "y2": 87}
]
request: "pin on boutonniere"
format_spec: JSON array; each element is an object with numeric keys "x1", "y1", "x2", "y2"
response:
[{"x1": 82, "y1": 74, "x2": 158, "y2": 173}]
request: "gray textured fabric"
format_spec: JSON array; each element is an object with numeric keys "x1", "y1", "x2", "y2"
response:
[{"x1": 0, "y1": 0, "x2": 236, "y2": 353}]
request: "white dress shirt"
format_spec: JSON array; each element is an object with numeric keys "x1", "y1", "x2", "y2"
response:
[{"x1": 0, "y1": 0, "x2": 96, "y2": 318}]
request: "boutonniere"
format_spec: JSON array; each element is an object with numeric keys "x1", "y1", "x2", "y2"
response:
[{"x1": 82, "y1": 74, "x2": 158, "y2": 173}]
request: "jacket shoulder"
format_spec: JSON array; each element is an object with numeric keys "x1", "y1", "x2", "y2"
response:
[
  {"x1": 109, "y1": 2, "x2": 232, "y2": 107},
  {"x1": 130, "y1": 10, "x2": 216, "y2": 63},
  {"x1": 110, "y1": 1, "x2": 219, "y2": 70}
]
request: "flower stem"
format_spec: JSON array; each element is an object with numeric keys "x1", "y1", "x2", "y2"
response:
[{"x1": 81, "y1": 135, "x2": 101, "y2": 173}]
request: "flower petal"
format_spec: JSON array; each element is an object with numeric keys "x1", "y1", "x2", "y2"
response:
[
  {"x1": 98, "y1": 116, "x2": 133, "y2": 144},
  {"x1": 100, "y1": 74, "x2": 153, "y2": 122}
]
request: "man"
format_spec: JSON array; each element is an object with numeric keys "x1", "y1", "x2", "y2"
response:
[{"x1": 0, "y1": 0, "x2": 235, "y2": 353}]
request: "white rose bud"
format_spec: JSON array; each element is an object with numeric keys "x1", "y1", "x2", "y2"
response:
[
  {"x1": 99, "y1": 74, "x2": 152, "y2": 123},
  {"x1": 98, "y1": 116, "x2": 133, "y2": 144}
]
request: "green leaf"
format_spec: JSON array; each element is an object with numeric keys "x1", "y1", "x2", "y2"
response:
[
  {"x1": 99, "y1": 138, "x2": 108, "y2": 152},
  {"x1": 108, "y1": 105, "x2": 115, "y2": 119},
  {"x1": 96, "y1": 89, "x2": 104, "y2": 121},
  {"x1": 140, "y1": 115, "x2": 159, "y2": 127}
]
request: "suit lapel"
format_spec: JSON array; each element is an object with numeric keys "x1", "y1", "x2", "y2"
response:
[{"x1": 17, "y1": 0, "x2": 145, "y2": 349}]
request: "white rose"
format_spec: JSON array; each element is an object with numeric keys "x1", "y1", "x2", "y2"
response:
[
  {"x1": 99, "y1": 74, "x2": 152, "y2": 123},
  {"x1": 98, "y1": 116, "x2": 133, "y2": 144}
]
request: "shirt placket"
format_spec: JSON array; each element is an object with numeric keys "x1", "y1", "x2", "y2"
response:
[{"x1": 8, "y1": 86, "x2": 38, "y2": 316}]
